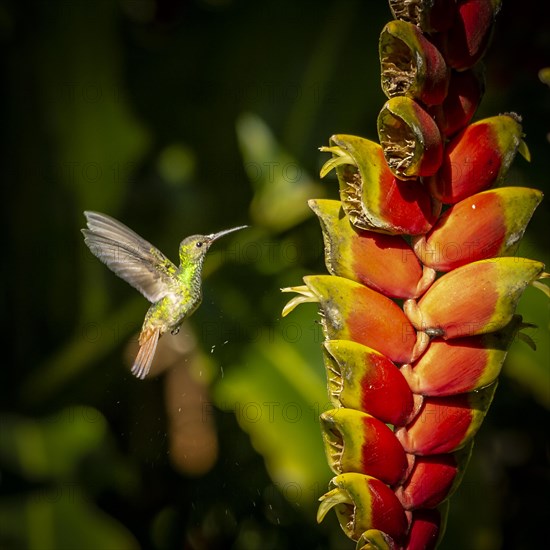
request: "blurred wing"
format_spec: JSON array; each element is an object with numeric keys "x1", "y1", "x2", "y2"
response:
[{"x1": 82, "y1": 211, "x2": 177, "y2": 303}]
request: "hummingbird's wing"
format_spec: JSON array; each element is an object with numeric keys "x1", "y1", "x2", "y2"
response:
[{"x1": 82, "y1": 211, "x2": 177, "y2": 303}]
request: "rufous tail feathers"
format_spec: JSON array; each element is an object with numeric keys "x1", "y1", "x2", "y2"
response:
[{"x1": 131, "y1": 329, "x2": 160, "y2": 379}]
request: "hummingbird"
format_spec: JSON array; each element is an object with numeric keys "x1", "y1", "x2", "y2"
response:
[{"x1": 82, "y1": 211, "x2": 247, "y2": 379}]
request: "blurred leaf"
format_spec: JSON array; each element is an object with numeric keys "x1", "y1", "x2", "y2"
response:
[
  {"x1": 36, "y1": 0, "x2": 150, "y2": 212},
  {"x1": 237, "y1": 113, "x2": 324, "y2": 232},
  {"x1": 213, "y1": 310, "x2": 332, "y2": 508},
  {"x1": 0, "y1": 407, "x2": 139, "y2": 549},
  {"x1": 504, "y1": 298, "x2": 550, "y2": 405},
  {"x1": 503, "y1": 239, "x2": 550, "y2": 408},
  {"x1": 0, "y1": 489, "x2": 138, "y2": 550},
  {"x1": 283, "y1": 0, "x2": 355, "y2": 156},
  {"x1": 157, "y1": 143, "x2": 196, "y2": 187},
  {"x1": 0, "y1": 407, "x2": 107, "y2": 481},
  {"x1": 20, "y1": 297, "x2": 144, "y2": 405},
  {"x1": 539, "y1": 67, "x2": 550, "y2": 87},
  {"x1": 34, "y1": 0, "x2": 150, "y2": 329}
]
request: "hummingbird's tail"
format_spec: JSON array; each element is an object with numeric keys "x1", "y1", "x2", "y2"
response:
[{"x1": 132, "y1": 328, "x2": 160, "y2": 379}]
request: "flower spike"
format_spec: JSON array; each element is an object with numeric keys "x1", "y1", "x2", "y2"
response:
[{"x1": 280, "y1": 1, "x2": 546, "y2": 546}]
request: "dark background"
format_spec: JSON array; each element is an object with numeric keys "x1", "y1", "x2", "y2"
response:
[{"x1": 1, "y1": 0, "x2": 549, "y2": 548}]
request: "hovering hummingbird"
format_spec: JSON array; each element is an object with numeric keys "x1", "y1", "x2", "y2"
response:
[{"x1": 82, "y1": 211, "x2": 247, "y2": 379}]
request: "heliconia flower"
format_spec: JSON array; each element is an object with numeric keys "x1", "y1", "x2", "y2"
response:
[
  {"x1": 426, "y1": 114, "x2": 529, "y2": 204},
  {"x1": 323, "y1": 340, "x2": 415, "y2": 426},
  {"x1": 395, "y1": 383, "x2": 497, "y2": 455},
  {"x1": 320, "y1": 408, "x2": 408, "y2": 485},
  {"x1": 404, "y1": 505, "x2": 448, "y2": 550},
  {"x1": 388, "y1": 0, "x2": 457, "y2": 33},
  {"x1": 276, "y1": 0, "x2": 549, "y2": 546},
  {"x1": 282, "y1": 275, "x2": 425, "y2": 363},
  {"x1": 317, "y1": 472, "x2": 408, "y2": 542},
  {"x1": 429, "y1": 66, "x2": 485, "y2": 137},
  {"x1": 445, "y1": 0, "x2": 502, "y2": 70},
  {"x1": 378, "y1": 97, "x2": 443, "y2": 179},
  {"x1": 320, "y1": 135, "x2": 439, "y2": 235},
  {"x1": 413, "y1": 187, "x2": 544, "y2": 271},
  {"x1": 379, "y1": 20, "x2": 449, "y2": 106},
  {"x1": 404, "y1": 258, "x2": 546, "y2": 339},
  {"x1": 395, "y1": 443, "x2": 472, "y2": 509},
  {"x1": 400, "y1": 316, "x2": 529, "y2": 396},
  {"x1": 309, "y1": 199, "x2": 435, "y2": 299}
]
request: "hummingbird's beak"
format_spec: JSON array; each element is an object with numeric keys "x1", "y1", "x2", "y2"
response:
[{"x1": 206, "y1": 225, "x2": 249, "y2": 243}]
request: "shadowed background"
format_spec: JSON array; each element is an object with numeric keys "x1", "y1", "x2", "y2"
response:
[{"x1": 1, "y1": 0, "x2": 549, "y2": 548}]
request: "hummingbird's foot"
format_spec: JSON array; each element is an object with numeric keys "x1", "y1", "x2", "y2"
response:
[{"x1": 171, "y1": 327, "x2": 180, "y2": 336}]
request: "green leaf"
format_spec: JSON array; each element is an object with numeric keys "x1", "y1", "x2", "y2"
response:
[
  {"x1": 237, "y1": 113, "x2": 325, "y2": 232},
  {"x1": 36, "y1": 0, "x2": 150, "y2": 212},
  {"x1": 0, "y1": 407, "x2": 139, "y2": 549},
  {"x1": 504, "y1": 240, "x2": 550, "y2": 408},
  {"x1": 0, "y1": 490, "x2": 138, "y2": 550},
  {"x1": 0, "y1": 407, "x2": 107, "y2": 481},
  {"x1": 213, "y1": 310, "x2": 332, "y2": 508}
]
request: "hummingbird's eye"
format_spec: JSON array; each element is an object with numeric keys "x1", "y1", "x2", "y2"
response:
[{"x1": 196, "y1": 241, "x2": 203, "y2": 248}]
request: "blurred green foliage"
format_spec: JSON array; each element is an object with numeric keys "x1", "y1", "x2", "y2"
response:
[{"x1": 2, "y1": 0, "x2": 549, "y2": 549}]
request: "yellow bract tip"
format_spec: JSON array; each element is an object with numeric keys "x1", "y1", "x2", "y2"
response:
[
  {"x1": 280, "y1": 285, "x2": 317, "y2": 316},
  {"x1": 319, "y1": 154, "x2": 354, "y2": 179},
  {"x1": 316, "y1": 487, "x2": 352, "y2": 524},
  {"x1": 518, "y1": 139, "x2": 531, "y2": 162},
  {"x1": 531, "y1": 278, "x2": 550, "y2": 299}
]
